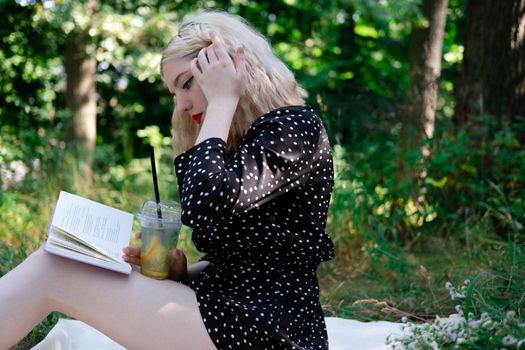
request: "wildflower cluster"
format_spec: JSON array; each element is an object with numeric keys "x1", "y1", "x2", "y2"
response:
[
  {"x1": 445, "y1": 280, "x2": 469, "y2": 300},
  {"x1": 387, "y1": 281, "x2": 525, "y2": 349}
]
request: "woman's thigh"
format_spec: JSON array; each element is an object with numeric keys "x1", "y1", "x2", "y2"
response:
[{"x1": 41, "y1": 250, "x2": 216, "y2": 350}]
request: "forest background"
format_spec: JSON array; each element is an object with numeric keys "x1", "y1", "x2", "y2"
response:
[{"x1": 1, "y1": 0, "x2": 524, "y2": 348}]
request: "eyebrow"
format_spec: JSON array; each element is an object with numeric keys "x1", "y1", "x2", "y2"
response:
[{"x1": 173, "y1": 71, "x2": 189, "y2": 89}]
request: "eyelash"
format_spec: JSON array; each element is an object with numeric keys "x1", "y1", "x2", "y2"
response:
[{"x1": 183, "y1": 77, "x2": 193, "y2": 89}]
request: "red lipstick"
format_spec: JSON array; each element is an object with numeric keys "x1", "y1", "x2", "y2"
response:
[{"x1": 192, "y1": 113, "x2": 203, "y2": 124}]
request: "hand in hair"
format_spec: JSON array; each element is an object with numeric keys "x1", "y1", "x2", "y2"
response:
[
  {"x1": 190, "y1": 31, "x2": 246, "y2": 104},
  {"x1": 192, "y1": 31, "x2": 246, "y2": 145}
]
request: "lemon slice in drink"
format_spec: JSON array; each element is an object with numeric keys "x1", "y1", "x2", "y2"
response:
[{"x1": 141, "y1": 236, "x2": 159, "y2": 261}]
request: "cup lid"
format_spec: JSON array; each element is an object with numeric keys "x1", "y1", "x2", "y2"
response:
[{"x1": 137, "y1": 200, "x2": 181, "y2": 223}]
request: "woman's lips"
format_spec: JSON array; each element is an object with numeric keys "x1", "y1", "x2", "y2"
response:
[{"x1": 192, "y1": 113, "x2": 203, "y2": 124}]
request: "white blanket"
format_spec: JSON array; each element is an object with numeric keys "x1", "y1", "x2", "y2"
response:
[{"x1": 32, "y1": 317, "x2": 404, "y2": 350}]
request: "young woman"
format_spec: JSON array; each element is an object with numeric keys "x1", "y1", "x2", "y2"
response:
[{"x1": 0, "y1": 10, "x2": 335, "y2": 350}]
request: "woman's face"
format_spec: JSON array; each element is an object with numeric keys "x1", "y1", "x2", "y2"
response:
[{"x1": 163, "y1": 58, "x2": 208, "y2": 124}]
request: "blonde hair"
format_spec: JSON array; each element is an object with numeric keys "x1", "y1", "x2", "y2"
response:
[{"x1": 160, "y1": 10, "x2": 307, "y2": 157}]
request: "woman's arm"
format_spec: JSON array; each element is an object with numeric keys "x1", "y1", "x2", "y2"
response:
[{"x1": 175, "y1": 108, "x2": 326, "y2": 228}]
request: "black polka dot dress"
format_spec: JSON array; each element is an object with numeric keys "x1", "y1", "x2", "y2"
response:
[{"x1": 174, "y1": 106, "x2": 335, "y2": 350}]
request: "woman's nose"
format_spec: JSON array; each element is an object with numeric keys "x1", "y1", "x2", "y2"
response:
[{"x1": 176, "y1": 95, "x2": 191, "y2": 113}]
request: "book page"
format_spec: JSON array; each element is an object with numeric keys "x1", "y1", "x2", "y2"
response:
[
  {"x1": 51, "y1": 191, "x2": 133, "y2": 262},
  {"x1": 48, "y1": 226, "x2": 119, "y2": 263}
]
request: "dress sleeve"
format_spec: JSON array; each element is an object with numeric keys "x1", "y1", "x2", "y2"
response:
[{"x1": 174, "y1": 109, "x2": 324, "y2": 228}]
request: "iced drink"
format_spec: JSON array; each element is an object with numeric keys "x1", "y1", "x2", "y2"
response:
[{"x1": 137, "y1": 200, "x2": 181, "y2": 279}]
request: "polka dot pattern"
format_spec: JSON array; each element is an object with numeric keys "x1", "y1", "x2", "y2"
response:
[{"x1": 175, "y1": 106, "x2": 335, "y2": 349}]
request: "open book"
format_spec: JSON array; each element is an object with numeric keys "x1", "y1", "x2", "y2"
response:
[{"x1": 44, "y1": 191, "x2": 134, "y2": 274}]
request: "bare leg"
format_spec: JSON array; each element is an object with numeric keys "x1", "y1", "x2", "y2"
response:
[{"x1": 0, "y1": 248, "x2": 216, "y2": 350}]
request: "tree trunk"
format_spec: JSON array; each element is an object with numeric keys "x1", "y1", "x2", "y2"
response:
[
  {"x1": 398, "y1": 0, "x2": 448, "y2": 178},
  {"x1": 394, "y1": 0, "x2": 448, "y2": 239},
  {"x1": 404, "y1": 0, "x2": 449, "y2": 149},
  {"x1": 454, "y1": 0, "x2": 525, "y2": 131},
  {"x1": 64, "y1": 0, "x2": 98, "y2": 185}
]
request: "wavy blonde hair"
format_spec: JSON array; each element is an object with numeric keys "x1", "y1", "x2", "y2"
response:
[{"x1": 160, "y1": 10, "x2": 307, "y2": 157}]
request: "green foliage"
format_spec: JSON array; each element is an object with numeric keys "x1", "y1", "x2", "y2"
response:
[
  {"x1": 425, "y1": 116, "x2": 525, "y2": 239},
  {"x1": 327, "y1": 112, "x2": 525, "y2": 247},
  {"x1": 2, "y1": 0, "x2": 456, "y2": 166},
  {"x1": 0, "y1": 1, "x2": 64, "y2": 170},
  {"x1": 322, "y1": 112, "x2": 525, "y2": 339}
]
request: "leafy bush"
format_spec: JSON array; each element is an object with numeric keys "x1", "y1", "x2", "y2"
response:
[
  {"x1": 425, "y1": 116, "x2": 525, "y2": 239},
  {"x1": 328, "y1": 113, "x2": 525, "y2": 249}
]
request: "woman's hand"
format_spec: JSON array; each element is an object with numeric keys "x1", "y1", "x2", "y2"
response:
[
  {"x1": 122, "y1": 232, "x2": 189, "y2": 283},
  {"x1": 191, "y1": 31, "x2": 246, "y2": 105},
  {"x1": 168, "y1": 249, "x2": 188, "y2": 282},
  {"x1": 192, "y1": 31, "x2": 246, "y2": 145}
]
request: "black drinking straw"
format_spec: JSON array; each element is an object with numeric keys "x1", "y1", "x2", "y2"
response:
[{"x1": 149, "y1": 146, "x2": 162, "y2": 219}]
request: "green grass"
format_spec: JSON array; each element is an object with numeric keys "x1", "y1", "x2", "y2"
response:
[{"x1": 319, "y1": 234, "x2": 524, "y2": 321}]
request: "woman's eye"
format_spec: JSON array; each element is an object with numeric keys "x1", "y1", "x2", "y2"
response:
[{"x1": 183, "y1": 77, "x2": 193, "y2": 89}]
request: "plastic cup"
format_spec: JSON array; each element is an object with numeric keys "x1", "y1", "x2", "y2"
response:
[{"x1": 137, "y1": 200, "x2": 182, "y2": 279}]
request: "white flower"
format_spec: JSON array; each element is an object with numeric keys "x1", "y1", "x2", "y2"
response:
[
  {"x1": 451, "y1": 290, "x2": 466, "y2": 300},
  {"x1": 455, "y1": 305, "x2": 464, "y2": 315},
  {"x1": 481, "y1": 319, "x2": 493, "y2": 328},
  {"x1": 468, "y1": 319, "x2": 481, "y2": 329},
  {"x1": 502, "y1": 335, "x2": 518, "y2": 346},
  {"x1": 444, "y1": 327, "x2": 458, "y2": 342},
  {"x1": 505, "y1": 310, "x2": 516, "y2": 320}
]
